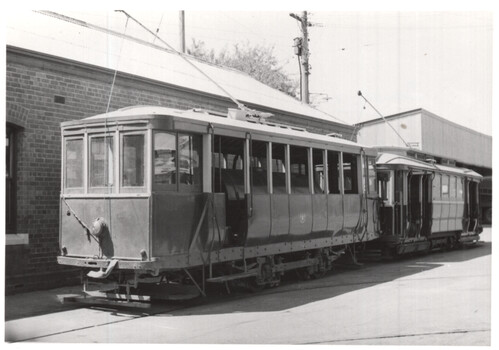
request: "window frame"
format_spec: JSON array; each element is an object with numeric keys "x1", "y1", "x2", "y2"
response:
[
  {"x1": 120, "y1": 131, "x2": 147, "y2": 193},
  {"x1": 87, "y1": 133, "x2": 117, "y2": 194},
  {"x1": 64, "y1": 136, "x2": 85, "y2": 193},
  {"x1": 153, "y1": 130, "x2": 203, "y2": 193}
]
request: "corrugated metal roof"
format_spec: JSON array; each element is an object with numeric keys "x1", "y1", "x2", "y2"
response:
[{"x1": 7, "y1": 11, "x2": 346, "y2": 126}]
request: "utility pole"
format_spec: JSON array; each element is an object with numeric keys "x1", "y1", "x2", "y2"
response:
[
  {"x1": 290, "y1": 11, "x2": 311, "y2": 104},
  {"x1": 179, "y1": 10, "x2": 186, "y2": 53}
]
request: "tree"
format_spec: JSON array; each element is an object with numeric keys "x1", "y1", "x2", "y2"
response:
[{"x1": 187, "y1": 39, "x2": 298, "y2": 98}]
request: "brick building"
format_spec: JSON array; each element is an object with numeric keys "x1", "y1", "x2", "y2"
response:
[{"x1": 5, "y1": 12, "x2": 355, "y2": 293}]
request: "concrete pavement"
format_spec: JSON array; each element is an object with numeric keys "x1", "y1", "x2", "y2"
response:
[{"x1": 4, "y1": 228, "x2": 492, "y2": 345}]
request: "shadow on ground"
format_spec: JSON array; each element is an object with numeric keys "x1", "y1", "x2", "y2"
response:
[{"x1": 5, "y1": 240, "x2": 491, "y2": 321}]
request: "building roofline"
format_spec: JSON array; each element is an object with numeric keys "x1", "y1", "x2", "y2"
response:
[
  {"x1": 355, "y1": 107, "x2": 491, "y2": 139},
  {"x1": 7, "y1": 45, "x2": 354, "y2": 135}
]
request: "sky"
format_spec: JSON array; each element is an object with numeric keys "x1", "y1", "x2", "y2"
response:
[{"x1": 43, "y1": 9, "x2": 493, "y2": 136}]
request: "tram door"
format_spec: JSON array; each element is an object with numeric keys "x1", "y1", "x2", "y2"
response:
[
  {"x1": 421, "y1": 174, "x2": 433, "y2": 236},
  {"x1": 377, "y1": 170, "x2": 394, "y2": 235},
  {"x1": 467, "y1": 179, "x2": 480, "y2": 232},
  {"x1": 407, "y1": 173, "x2": 421, "y2": 237}
]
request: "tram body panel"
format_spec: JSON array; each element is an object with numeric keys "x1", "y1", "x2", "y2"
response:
[
  {"x1": 151, "y1": 192, "x2": 226, "y2": 256},
  {"x1": 270, "y1": 194, "x2": 290, "y2": 243},
  {"x1": 343, "y1": 194, "x2": 362, "y2": 233},
  {"x1": 61, "y1": 197, "x2": 150, "y2": 259},
  {"x1": 289, "y1": 194, "x2": 313, "y2": 240},
  {"x1": 327, "y1": 195, "x2": 344, "y2": 235},
  {"x1": 246, "y1": 194, "x2": 271, "y2": 246},
  {"x1": 311, "y1": 194, "x2": 328, "y2": 236}
]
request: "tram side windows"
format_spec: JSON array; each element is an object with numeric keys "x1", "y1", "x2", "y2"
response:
[
  {"x1": 366, "y1": 157, "x2": 377, "y2": 194},
  {"x1": 178, "y1": 134, "x2": 202, "y2": 190},
  {"x1": 312, "y1": 149, "x2": 325, "y2": 194},
  {"x1": 432, "y1": 174, "x2": 441, "y2": 200},
  {"x1": 271, "y1": 143, "x2": 287, "y2": 194},
  {"x1": 450, "y1": 176, "x2": 457, "y2": 199},
  {"x1": 250, "y1": 140, "x2": 268, "y2": 194},
  {"x1": 154, "y1": 132, "x2": 177, "y2": 189},
  {"x1": 65, "y1": 138, "x2": 83, "y2": 188},
  {"x1": 441, "y1": 175, "x2": 449, "y2": 198},
  {"x1": 290, "y1": 146, "x2": 310, "y2": 194},
  {"x1": 89, "y1": 136, "x2": 114, "y2": 188},
  {"x1": 327, "y1": 151, "x2": 340, "y2": 194},
  {"x1": 378, "y1": 171, "x2": 393, "y2": 205},
  {"x1": 342, "y1": 153, "x2": 359, "y2": 194},
  {"x1": 122, "y1": 134, "x2": 145, "y2": 187},
  {"x1": 154, "y1": 131, "x2": 202, "y2": 192},
  {"x1": 213, "y1": 136, "x2": 245, "y2": 196},
  {"x1": 457, "y1": 177, "x2": 464, "y2": 200}
]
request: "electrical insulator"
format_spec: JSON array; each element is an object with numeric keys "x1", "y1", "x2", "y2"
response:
[{"x1": 293, "y1": 37, "x2": 302, "y2": 56}]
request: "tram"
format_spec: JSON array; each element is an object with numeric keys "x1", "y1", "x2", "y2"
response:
[
  {"x1": 58, "y1": 106, "x2": 380, "y2": 301},
  {"x1": 374, "y1": 151, "x2": 482, "y2": 256}
]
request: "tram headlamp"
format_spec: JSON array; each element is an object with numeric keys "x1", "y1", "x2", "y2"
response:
[{"x1": 91, "y1": 217, "x2": 107, "y2": 238}]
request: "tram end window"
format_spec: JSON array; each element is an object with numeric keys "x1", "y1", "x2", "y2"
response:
[
  {"x1": 65, "y1": 138, "x2": 84, "y2": 188},
  {"x1": 89, "y1": 136, "x2": 114, "y2": 188},
  {"x1": 122, "y1": 134, "x2": 145, "y2": 187}
]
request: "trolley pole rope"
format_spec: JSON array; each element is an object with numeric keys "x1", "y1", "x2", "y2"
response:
[
  {"x1": 357, "y1": 90, "x2": 411, "y2": 149},
  {"x1": 115, "y1": 10, "x2": 247, "y2": 112}
]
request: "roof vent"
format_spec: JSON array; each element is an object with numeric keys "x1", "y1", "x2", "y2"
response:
[{"x1": 327, "y1": 132, "x2": 343, "y2": 138}]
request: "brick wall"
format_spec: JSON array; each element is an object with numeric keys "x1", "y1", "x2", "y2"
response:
[{"x1": 5, "y1": 46, "x2": 355, "y2": 293}]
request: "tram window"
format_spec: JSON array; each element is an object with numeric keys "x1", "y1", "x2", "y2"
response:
[
  {"x1": 122, "y1": 134, "x2": 145, "y2": 187},
  {"x1": 250, "y1": 141, "x2": 268, "y2": 194},
  {"x1": 290, "y1": 146, "x2": 310, "y2": 194},
  {"x1": 365, "y1": 157, "x2": 376, "y2": 193},
  {"x1": 89, "y1": 136, "x2": 114, "y2": 188},
  {"x1": 457, "y1": 177, "x2": 464, "y2": 200},
  {"x1": 271, "y1": 143, "x2": 287, "y2": 194},
  {"x1": 65, "y1": 138, "x2": 83, "y2": 188},
  {"x1": 178, "y1": 134, "x2": 202, "y2": 187},
  {"x1": 213, "y1": 136, "x2": 244, "y2": 193},
  {"x1": 312, "y1": 149, "x2": 325, "y2": 194},
  {"x1": 378, "y1": 171, "x2": 393, "y2": 205},
  {"x1": 327, "y1": 151, "x2": 340, "y2": 194},
  {"x1": 154, "y1": 132, "x2": 177, "y2": 186},
  {"x1": 449, "y1": 176, "x2": 457, "y2": 198},
  {"x1": 343, "y1": 153, "x2": 359, "y2": 194},
  {"x1": 432, "y1": 174, "x2": 441, "y2": 199},
  {"x1": 441, "y1": 175, "x2": 449, "y2": 197}
]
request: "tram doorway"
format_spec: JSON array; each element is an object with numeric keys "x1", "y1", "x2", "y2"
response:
[{"x1": 407, "y1": 173, "x2": 432, "y2": 238}]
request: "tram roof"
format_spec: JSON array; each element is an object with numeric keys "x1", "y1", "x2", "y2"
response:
[
  {"x1": 62, "y1": 105, "x2": 376, "y2": 155},
  {"x1": 377, "y1": 153, "x2": 482, "y2": 179}
]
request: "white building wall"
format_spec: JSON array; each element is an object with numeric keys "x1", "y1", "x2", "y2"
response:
[
  {"x1": 357, "y1": 113, "x2": 423, "y2": 149},
  {"x1": 421, "y1": 112, "x2": 492, "y2": 168}
]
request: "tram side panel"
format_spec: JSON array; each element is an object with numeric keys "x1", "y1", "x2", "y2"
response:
[{"x1": 151, "y1": 192, "x2": 226, "y2": 257}]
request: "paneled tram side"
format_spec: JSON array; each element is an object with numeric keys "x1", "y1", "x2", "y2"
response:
[
  {"x1": 374, "y1": 152, "x2": 482, "y2": 256},
  {"x1": 58, "y1": 106, "x2": 380, "y2": 301}
]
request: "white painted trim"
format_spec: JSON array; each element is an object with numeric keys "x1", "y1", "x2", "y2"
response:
[{"x1": 6, "y1": 233, "x2": 29, "y2": 246}]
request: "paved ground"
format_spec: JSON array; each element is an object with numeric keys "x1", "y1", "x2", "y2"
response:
[{"x1": 4, "y1": 228, "x2": 492, "y2": 345}]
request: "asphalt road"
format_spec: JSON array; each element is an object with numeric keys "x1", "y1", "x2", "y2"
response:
[{"x1": 5, "y1": 228, "x2": 492, "y2": 345}]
